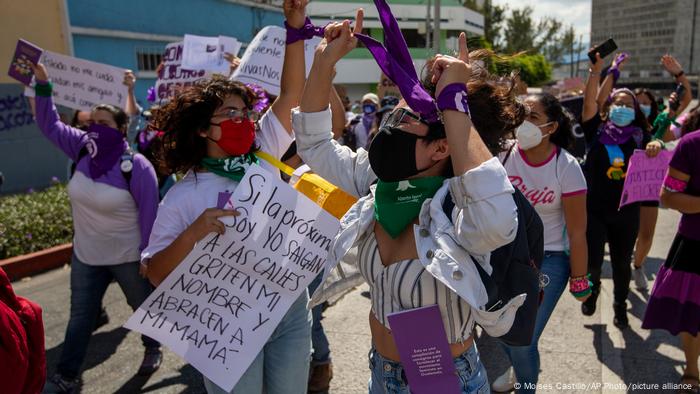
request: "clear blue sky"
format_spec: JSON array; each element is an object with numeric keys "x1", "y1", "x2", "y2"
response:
[{"x1": 493, "y1": 0, "x2": 591, "y2": 42}]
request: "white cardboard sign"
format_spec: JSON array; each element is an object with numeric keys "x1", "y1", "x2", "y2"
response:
[
  {"x1": 182, "y1": 34, "x2": 242, "y2": 74},
  {"x1": 38, "y1": 51, "x2": 127, "y2": 111},
  {"x1": 124, "y1": 164, "x2": 340, "y2": 391},
  {"x1": 231, "y1": 26, "x2": 321, "y2": 95}
]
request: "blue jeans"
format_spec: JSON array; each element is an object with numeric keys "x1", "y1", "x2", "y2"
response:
[
  {"x1": 204, "y1": 292, "x2": 312, "y2": 394},
  {"x1": 57, "y1": 254, "x2": 159, "y2": 379},
  {"x1": 368, "y1": 343, "x2": 489, "y2": 394},
  {"x1": 501, "y1": 252, "x2": 570, "y2": 394},
  {"x1": 308, "y1": 274, "x2": 331, "y2": 365}
]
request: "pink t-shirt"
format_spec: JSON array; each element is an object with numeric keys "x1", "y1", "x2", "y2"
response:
[{"x1": 500, "y1": 144, "x2": 588, "y2": 251}]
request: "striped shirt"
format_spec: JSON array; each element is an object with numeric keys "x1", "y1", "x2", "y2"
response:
[{"x1": 358, "y1": 231, "x2": 474, "y2": 343}]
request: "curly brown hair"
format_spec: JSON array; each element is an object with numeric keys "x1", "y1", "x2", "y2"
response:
[
  {"x1": 421, "y1": 50, "x2": 527, "y2": 155},
  {"x1": 150, "y1": 76, "x2": 256, "y2": 174}
]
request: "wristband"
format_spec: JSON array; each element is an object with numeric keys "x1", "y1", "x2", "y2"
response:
[
  {"x1": 609, "y1": 68, "x2": 620, "y2": 82},
  {"x1": 663, "y1": 174, "x2": 688, "y2": 193},
  {"x1": 34, "y1": 82, "x2": 53, "y2": 97},
  {"x1": 436, "y1": 83, "x2": 469, "y2": 115},
  {"x1": 285, "y1": 17, "x2": 325, "y2": 45},
  {"x1": 675, "y1": 70, "x2": 685, "y2": 79}
]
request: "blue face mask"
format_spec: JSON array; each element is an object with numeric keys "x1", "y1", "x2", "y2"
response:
[
  {"x1": 609, "y1": 105, "x2": 635, "y2": 127},
  {"x1": 363, "y1": 104, "x2": 377, "y2": 115},
  {"x1": 640, "y1": 104, "x2": 652, "y2": 118}
]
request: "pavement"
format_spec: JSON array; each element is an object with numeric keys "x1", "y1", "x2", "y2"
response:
[{"x1": 14, "y1": 207, "x2": 687, "y2": 393}]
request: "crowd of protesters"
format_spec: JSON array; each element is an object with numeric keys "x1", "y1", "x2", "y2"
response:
[{"x1": 2, "y1": 0, "x2": 699, "y2": 393}]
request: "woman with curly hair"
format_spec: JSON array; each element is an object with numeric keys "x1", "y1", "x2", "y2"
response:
[
  {"x1": 141, "y1": 2, "x2": 314, "y2": 392},
  {"x1": 293, "y1": 4, "x2": 528, "y2": 392}
]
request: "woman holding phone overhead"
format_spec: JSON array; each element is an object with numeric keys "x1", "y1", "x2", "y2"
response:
[{"x1": 294, "y1": 2, "x2": 529, "y2": 391}]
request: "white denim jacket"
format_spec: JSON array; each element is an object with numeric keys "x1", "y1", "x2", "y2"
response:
[{"x1": 292, "y1": 107, "x2": 526, "y2": 337}]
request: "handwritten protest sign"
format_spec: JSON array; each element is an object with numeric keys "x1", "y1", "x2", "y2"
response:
[
  {"x1": 619, "y1": 149, "x2": 673, "y2": 208},
  {"x1": 182, "y1": 35, "x2": 241, "y2": 74},
  {"x1": 125, "y1": 165, "x2": 340, "y2": 391},
  {"x1": 37, "y1": 51, "x2": 127, "y2": 111},
  {"x1": 156, "y1": 42, "x2": 209, "y2": 101},
  {"x1": 232, "y1": 26, "x2": 321, "y2": 95}
]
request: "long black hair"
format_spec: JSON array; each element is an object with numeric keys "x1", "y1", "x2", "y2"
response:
[
  {"x1": 634, "y1": 88, "x2": 658, "y2": 125},
  {"x1": 530, "y1": 93, "x2": 575, "y2": 151}
]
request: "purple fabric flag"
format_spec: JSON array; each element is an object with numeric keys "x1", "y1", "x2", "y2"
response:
[
  {"x1": 387, "y1": 305, "x2": 461, "y2": 394},
  {"x1": 354, "y1": 0, "x2": 439, "y2": 123},
  {"x1": 8, "y1": 39, "x2": 43, "y2": 86}
]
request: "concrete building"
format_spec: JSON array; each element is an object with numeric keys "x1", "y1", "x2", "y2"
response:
[
  {"x1": 591, "y1": 0, "x2": 700, "y2": 88},
  {"x1": 308, "y1": 0, "x2": 485, "y2": 99}
]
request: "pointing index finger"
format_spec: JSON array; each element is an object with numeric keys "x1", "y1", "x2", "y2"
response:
[
  {"x1": 458, "y1": 32, "x2": 469, "y2": 63},
  {"x1": 353, "y1": 8, "x2": 364, "y2": 34}
]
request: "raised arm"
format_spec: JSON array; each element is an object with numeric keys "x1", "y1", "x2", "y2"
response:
[
  {"x1": 330, "y1": 83, "x2": 347, "y2": 139},
  {"x1": 595, "y1": 53, "x2": 627, "y2": 110},
  {"x1": 662, "y1": 55, "x2": 693, "y2": 114},
  {"x1": 583, "y1": 52, "x2": 604, "y2": 122},
  {"x1": 269, "y1": 0, "x2": 309, "y2": 135},
  {"x1": 30, "y1": 63, "x2": 87, "y2": 161},
  {"x1": 294, "y1": 10, "x2": 376, "y2": 196}
]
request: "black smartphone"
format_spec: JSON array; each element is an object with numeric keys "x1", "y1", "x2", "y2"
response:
[
  {"x1": 669, "y1": 83, "x2": 686, "y2": 111},
  {"x1": 588, "y1": 38, "x2": 618, "y2": 63}
]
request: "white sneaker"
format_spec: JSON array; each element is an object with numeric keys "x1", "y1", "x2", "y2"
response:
[
  {"x1": 632, "y1": 265, "x2": 648, "y2": 290},
  {"x1": 492, "y1": 366, "x2": 516, "y2": 392}
]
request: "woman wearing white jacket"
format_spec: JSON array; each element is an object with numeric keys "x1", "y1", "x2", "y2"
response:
[{"x1": 293, "y1": 6, "x2": 527, "y2": 393}]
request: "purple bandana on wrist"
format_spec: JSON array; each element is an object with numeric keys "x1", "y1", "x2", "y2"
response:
[
  {"x1": 354, "y1": 0, "x2": 440, "y2": 123},
  {"x1": 285, "y1": 17, "x2": 326, "y2": 45},
  {"x1": 436, "y1": 83, "x2": 469, "y2": 115},
  {"x1": 85, "y1": 123, "x2": 128, "y2": 179}
]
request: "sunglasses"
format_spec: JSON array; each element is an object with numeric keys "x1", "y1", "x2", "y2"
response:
[{"x1": 380, "y1": 107, "x2": 428, "y2": 130}]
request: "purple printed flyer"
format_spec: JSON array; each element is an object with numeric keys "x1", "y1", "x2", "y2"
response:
[
  {"x1": 387, "y1": 304, "x2": 461, "y2": 394},
  {"x1": 8, "y1": 39, "x2": 43, "y2": 85}
]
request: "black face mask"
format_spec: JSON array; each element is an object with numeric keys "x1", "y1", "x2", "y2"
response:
[{"x1": 368, "y1": 126, "x2": 436, "y2": 182}]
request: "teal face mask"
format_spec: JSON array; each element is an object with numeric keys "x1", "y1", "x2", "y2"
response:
[
  {"x1": 609, "y1": 105, "x2": 635, "y2": 127},
  {"x1": 640, "y1": 104, "x2": 652, "y2": 118}
]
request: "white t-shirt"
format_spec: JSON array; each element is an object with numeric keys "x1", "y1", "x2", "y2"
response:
[
  {"x1": 141, "y1": 110, "x2": 293, "y2": 263},
  {"x1": 69, "y1": 171, "x2": 142, "y2": 265},
  {"x1": 499, "y1": 143, "x2": 587, "y2": 251}
]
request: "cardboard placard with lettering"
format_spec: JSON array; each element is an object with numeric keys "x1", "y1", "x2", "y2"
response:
[
  {"x1": 231, "y1": 26, "x2": 321, "y2": 95},
  {"x1": 124, "y1": 164, "x2": 340, "y2": 391},
  {"x1": 156, "y1": 42, "x2": 209, "y2": 101},
  {"x1": 37, "y1": 51, "x2": 127, "y2": 111},
  {"x1": 182, "y1": 34, "x2": 242, "y2": 74},
  {"x1": 619, "y1": 149, "x2": 673, "y2": 208}
]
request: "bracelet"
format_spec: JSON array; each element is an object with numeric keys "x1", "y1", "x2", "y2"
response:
[
  {"x1": 285, "y1": 17, "x2": 325, "y2": 45},
  {"x1": 436, "y1": 83, "x2": 469, "y2": 115},
  {"x1": 588, "y1": 69, "x2": 600, "y2": 76},
  {"x1": 675, "y1": 70, "x2": 685, "y2": 79},
  {"x1": 572, "y1": 288, "x2": 592, "y2": 298},
  {"x1": 34, "y1": 81, "x2": 53, "y2": 97}
]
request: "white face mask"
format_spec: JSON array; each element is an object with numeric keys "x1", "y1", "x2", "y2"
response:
[{"x1": 516, "y1": 120, "x2": 552, "y2": 150}]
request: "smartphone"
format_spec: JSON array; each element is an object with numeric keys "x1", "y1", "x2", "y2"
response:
[
  {"x1": 588, "y1": 38, "x2": 618, "y2": 63},
  {"x1": 669, "y1": 83, "x2": 686, "y2": 111}
]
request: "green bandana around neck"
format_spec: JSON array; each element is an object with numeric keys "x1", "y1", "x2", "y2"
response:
[
  {"x1": 374, "y1": 176, "x2": 445, "y2": 238},
  {"x1": 200, "y1": 154, "x2": 258, "y2": 182}
]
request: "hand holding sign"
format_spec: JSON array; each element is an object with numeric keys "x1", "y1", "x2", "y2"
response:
[
  {"x1": 29, "y1": 62, "x2": 49, "y2": 82},
  {"x1": 185, "y1": 208, "x2": 241, "y2": 240}
]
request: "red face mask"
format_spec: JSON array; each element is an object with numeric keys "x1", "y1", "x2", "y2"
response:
[{"x1": 209, "y1": 119, "x2": 256, "y2": 156}]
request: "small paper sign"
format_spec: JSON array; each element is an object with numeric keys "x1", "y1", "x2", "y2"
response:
[
  {"x1": 619, "y1": 149, "x2": 673, "y2": 208},
  {"x1": 387, "y1": 305, "x2": 461, "y2": 394},
  {"x1": 7, "y1": 39, "x2": 43, "y2": 86}
]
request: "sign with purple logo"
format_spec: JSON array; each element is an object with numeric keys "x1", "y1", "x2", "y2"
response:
[
  {"x1": 620, "y1": 149, "x2": 673, "y2": 208},
  {"x1": 387, "y1": 305, "x2": 461, "y2": 394},
  {"x1": 8, "y1": 39, "x2": 43, "y2": 85}
]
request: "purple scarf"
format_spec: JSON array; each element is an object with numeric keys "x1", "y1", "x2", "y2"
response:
[
  {"x1": 354, "y1": 0, "x2": 439, "y2": 123},
  {"x1": 598, "y1": 121, "x2": 643, "y2": 146},
  {"x1": 84, "y1": 123, "x2": 128, "y2": 179},
  {"x1": 294, "y1": 0, "x2": 439, "y2": 122}
]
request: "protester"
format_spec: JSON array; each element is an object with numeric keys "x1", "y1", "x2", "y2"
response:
[
  {"x1": 492, "y1": 93, "x2": 589, "y2": 393},
  {"x1": 294, "y1": 6, "x2": 528, "y2": 391},
  {"x1": 29, "y1": 62, "x2": 162, "y2": 394},
  {"x1": 580, "y1": 52, "x2": 658, "y2": 329},
  {"x1": 141, "y1": 1, "x2": 311, "y2": 392},
  {"x1": 642, "y1": 122, "x2": 700, "y2": 393},
  {"x1": 629, "y1": 56, "x2": 692, "y2": 291},
  {"x1": 343, "y1": 92, "x2": 380, "y2": 150}
]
